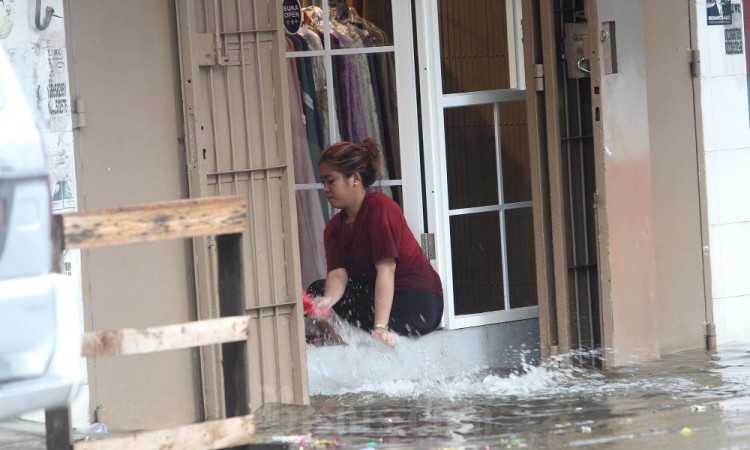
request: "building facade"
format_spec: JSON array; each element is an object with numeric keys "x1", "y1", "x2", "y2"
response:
[{"x1": 1, "y1": 0, "x2": 748, "y2": 430}]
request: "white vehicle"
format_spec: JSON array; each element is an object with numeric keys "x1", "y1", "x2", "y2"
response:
[{"x1": 0, "y1": 45, "x2": 82, "y2": 420}]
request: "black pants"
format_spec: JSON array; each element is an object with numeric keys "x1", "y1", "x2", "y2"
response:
[{"x1": 307, "y1": 279, "x2": 443, "y2": 336}]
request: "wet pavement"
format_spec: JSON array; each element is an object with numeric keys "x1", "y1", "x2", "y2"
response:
[
  {"x1": 253, "y1": 343, "x2": 750, "y2": 449},
  {"x1": 0, "y1": 419, "x2": 48, "y2": 449},
  {"x1": 2, "y1": 344, "x2": 749, "y2": 449}
]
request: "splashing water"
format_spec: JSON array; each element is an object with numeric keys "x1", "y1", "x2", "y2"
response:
[{"x1": 256, "y1": 323, "x2": 750, "y2": 449}]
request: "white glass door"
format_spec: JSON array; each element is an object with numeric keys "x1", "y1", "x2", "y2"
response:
[{"x1": 416, "y1": 0, "x2": 539, "y2": 329}]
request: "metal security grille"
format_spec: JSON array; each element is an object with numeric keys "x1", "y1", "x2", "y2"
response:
[
  {"x1": 553, "y1": 0, "x2": 601, "y2": 367},
  {"x1": 177, "y1": 0, "x2": 309, "y2": 416}
]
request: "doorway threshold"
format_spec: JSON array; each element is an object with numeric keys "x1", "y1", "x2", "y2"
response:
[{"x1": 305, "y1": 319, "x2": 540, "y2": 394}]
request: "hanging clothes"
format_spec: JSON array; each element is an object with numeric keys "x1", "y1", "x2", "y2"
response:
[
  {"x1": 289, "y1": 4, "x2": 403, "y2": 284},
  {"x1": 331, "y1": 28, "x2": 368, "y2": 143},
  {"x1": 362, "y1": 17, "x2": 400, "y2": 181},
  {"x1": 302, "y1": 6, "x2": 367, "y2": 144},
  {"x1": 351, "y1": 8, "x2": 399, "y2": 202},
  {"x1": 286, "y1": 37, "x2": 327, "y2": 287},
  {"x1": 289, "y1": 33, "x2": 330, "y2": 220},
  {"x1": 331, "y1": 10, "x2": 391, "y2": 197},
  {"x1": 298, "y1": 26, "x2": 340, "y2": 146},
  {"x1": 298, "y1": 6, "x2": 341, "y2": 146},
  {"x1": 331, "y1": 15, "x2": 385, "y2": 165}
]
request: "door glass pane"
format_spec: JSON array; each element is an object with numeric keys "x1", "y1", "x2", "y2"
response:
[
  {"x1": 501, "y1": 101, "x2": 532, "y2": 203},
  {"x1": 438, "y1": 0, "x2": 511, "y2": 94},
  {"x1": 450, "y1": 212, "x2": 504, "y2": 315},
  {"x1": 506, "y1": 208, "x2": 538, "y2": 308},
  {"x1": 444, "y1": 105, "x2": 498, "y2": 210}
]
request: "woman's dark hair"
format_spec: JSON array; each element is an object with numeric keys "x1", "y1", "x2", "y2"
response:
[{"x1": 319, "y1": 138, "x2": 381, "y2": 188}]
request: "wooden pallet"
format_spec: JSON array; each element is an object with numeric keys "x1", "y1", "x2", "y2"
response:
[{"x1": 44, "y1": 196, "x2": 282, "y2": 450}]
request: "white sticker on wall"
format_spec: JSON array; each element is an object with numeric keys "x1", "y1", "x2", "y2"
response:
[
  {"x1": 37, "y1": 46, "x2": 71, "y2": 132},
  {"x1": 0, "y1": 0, "x2": 65, "y2": 47},
  {"x1": 45, "y1": 131, "x2": 77, "y2": 212},
  {"x1": 0, "y1": 0, "x2": 31, "y2": 44}
]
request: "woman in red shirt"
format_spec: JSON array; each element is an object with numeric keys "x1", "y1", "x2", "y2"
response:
[{"x1": 308, "y1": 139, "x2": 443, "y2": 347}]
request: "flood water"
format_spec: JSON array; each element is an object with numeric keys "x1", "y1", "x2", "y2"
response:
[{"x1": 254, "y1": 342, "x2": 750, "y2": 449}]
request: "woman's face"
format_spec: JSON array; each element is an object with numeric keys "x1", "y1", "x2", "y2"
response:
[{"x1": 319, "y1": 161, "x2": 359, "y2": 211}]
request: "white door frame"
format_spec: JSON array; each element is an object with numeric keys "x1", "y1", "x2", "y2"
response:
[
  {"x1": 393, "y1": 1, "x2": 425, "y2": 236},
  {"x1": 414, "y1": 0, "x2": 538, "y2": 329}
]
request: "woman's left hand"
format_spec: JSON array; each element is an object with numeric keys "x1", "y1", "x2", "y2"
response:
[{"x1": 372, "y1": 328, "x2": 398, "y2": 347}]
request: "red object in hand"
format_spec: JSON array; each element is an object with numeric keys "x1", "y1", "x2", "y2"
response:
[{"x1": 302, "y1": 290, "x2": 331, "y2": 318}]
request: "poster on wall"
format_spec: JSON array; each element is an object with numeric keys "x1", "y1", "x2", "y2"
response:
[
  {"x1": 38, "y1": 46, "x2": 70, "y2": 132},
  {"x1": 1, "y1": 0, "x2": 80, "y2": 277},
  {"x1": 708, "y1": 0, "x2": 733, "y2": 25},
  {"x1": 724, "y1": 3, "x2": 744, "y2": 55},
  {"x1": 1, "y1": 1, "x2": 74, "y2": 212}
]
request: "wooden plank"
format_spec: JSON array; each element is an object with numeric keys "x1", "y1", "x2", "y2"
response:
[
  {"x1": 73, "y1": 414, "x2": 255, "y2": 450},
  {"x1": 61, "y1": 196, "x2": 247, "y2": 249},
  {"x1": 45, "y1": 407, "x2": 72, "y2": 450},
  {"x1": 82, "y1": 316, "x2": 251, "y2": 357}
]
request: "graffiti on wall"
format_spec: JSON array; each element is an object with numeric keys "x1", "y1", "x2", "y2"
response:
[{"x1": 724, "y1": 3, "x2": 744, "y2": 55}]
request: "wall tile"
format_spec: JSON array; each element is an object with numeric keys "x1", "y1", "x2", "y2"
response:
[
  {"x1": 705, "y1": 151, "x2": 722, "y2": 225},
  {"x1": 713, "y1": 294, "x2": 727, "y2": 342},
  {"x1": 703, "y1": 76, "x2": 750, "y2": 151},
  {"x1": 705, "y1": 148, "x2": 750, "y2": 225},
  {"x1": 708, "y1": 224, "x2": 725, "y2": 299},
  {"x1": 700, "y1": 78, "x2": 717, "y2": 152},
  {"x1": 715, "y1": 296, "x2": 750, "y2": 344},
  {"x1": 714, "y1": 221, "x2": 750, "y2": 298}
]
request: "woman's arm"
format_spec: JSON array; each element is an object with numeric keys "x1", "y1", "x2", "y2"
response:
[
  {"x1": 373, "y1": 258, "x2": 398, "y2": 346},
  {"x1": 313, "y1": 268, "x2": 348, "y2": 310},
  {"x1": 373, "y1": 258, "x2": 396, "y2": 326}
]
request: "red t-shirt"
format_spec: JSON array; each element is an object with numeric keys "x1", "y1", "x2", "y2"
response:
[{"x1": 324, "y1": 192, "x2": 443, "y2": 295}]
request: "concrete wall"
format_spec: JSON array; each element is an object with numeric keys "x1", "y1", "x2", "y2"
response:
[{"x1": 696, "y1": 0, "x2": 750, "y2": 344}]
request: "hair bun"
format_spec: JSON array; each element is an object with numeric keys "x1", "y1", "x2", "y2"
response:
[
  {"x1": 360, "y1": 138, "x2": 381, "y2": 174},
  {"x1": 319, "y1": 139, "x2": 382, "y2": 188},
  {"x1": 360, "y1": 138, "x2": 379, "y2": 160}
]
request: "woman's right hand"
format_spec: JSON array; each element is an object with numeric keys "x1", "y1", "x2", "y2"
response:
[{"x1": 312, "y1": 295, "x2": 337, "y2": 312}]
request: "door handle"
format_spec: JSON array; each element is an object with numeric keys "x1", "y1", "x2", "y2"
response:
[
  {"x1": 577, "y1": 58, "x2": 591, "y2": 74},
  {"x1": 35, "y1": 0, "x2": 55, "y2": 31}
]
